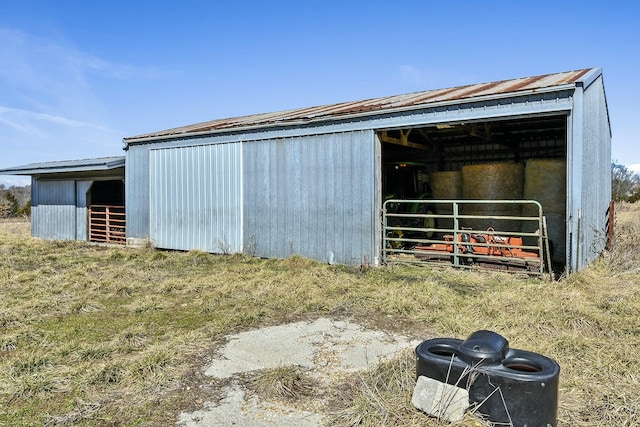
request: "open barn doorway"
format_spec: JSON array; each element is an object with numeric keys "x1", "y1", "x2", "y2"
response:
[
  {"x1": 88, "y1": 179, "x2": 126, "y2": 244},
  {"x1": 378, "y1": 115, "x2": 569, "y2": 275}
]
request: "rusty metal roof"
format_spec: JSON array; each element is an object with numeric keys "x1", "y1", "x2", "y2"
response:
[{"x1": 124, "y1": 68, "x2": 598, "y2": 143}]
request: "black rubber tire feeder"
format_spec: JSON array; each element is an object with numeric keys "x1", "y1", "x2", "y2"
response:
[{"x1": 415, "y1": 330, "x2": 560, "y2": 427}]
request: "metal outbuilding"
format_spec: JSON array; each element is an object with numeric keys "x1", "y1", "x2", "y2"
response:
[
  {"x1": 122, "y1": 68, "x2": 611, "y2": 274},
  {"x1": 0, "y1": 157, "x2": 126, "y2": 243}
]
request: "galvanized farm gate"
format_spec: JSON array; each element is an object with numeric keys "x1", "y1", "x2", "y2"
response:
[{"x1": 382, "y1": 200, "x2": 550, "y2": 275}]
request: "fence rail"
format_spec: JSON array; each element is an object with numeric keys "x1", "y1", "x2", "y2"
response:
[
  {"x1": 383, "y1": 199, "x2": 548, "y2": 275},
  {"x1": 89, "y1": 204, "x2": 126, "y2": 245}
]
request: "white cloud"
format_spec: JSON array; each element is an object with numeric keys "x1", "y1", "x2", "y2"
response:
[
  {"x1": 628, "y1": 164, "x2": 640, "y2": 175},
  {"x1": 0, "y1": 105, "x2": 106, "y2": 130},
  {"x1": 0, "y1": 27, "x2": 163, "y2": 123},
  {"x1": 0, "y1": 28, "x2": 140, "y2": 168}
]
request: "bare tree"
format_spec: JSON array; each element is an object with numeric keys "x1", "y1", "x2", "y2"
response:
[{"x1": 612, "y1": 163, "x2": 640, "y2": 202}]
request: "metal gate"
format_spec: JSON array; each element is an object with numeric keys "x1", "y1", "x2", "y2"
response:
[{"x1": 382, "y1": 200, "x2": 548, "y2": 275}]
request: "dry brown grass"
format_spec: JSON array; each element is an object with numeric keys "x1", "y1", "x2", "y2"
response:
[
  {"x1": 249, "y1": 365, "x2": 316, "y2": 401},
  {"x1": 0, "y1": 206, "x2": 639, "y2": 426}
]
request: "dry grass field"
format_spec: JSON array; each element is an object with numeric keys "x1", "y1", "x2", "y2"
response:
[{"x1": 1, "y1": 204, "x2": 639, "y2": 426}]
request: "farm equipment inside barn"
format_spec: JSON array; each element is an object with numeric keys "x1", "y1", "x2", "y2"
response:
[
  {"x1": 413, "y1": 227, "x2": 542, "y2": 272},
  {"x1": 383, "y1": 199, "x2": 549, "y2": 275},
  {"x1": 383, "y1": 162, "x2": 435, "y2": 247}
]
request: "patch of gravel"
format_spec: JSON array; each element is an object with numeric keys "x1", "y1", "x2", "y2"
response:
[{"x1": 177, "y1": 318, "x2": 420, "y2": 426}]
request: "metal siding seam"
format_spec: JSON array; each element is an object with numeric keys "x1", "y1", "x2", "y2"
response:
[
  {"x1": 205, "y1": 144, "x2": 211, "y2": 251},
  {"x1": 276, "y1": 138, "x2": 285, "y2": 258},
  {"x1": 302, "y1": 137, "x2": 310, "y2": 258},
  {"x1": 194, "y1": 146, "x2": 200, "y2": 250},
  {"x1": 178, "y1": 148, "x2": 184, "y2": 250},
  {"x1": 179, "y1": 147, "x2": 185, "y2": 250},
  {"x1": 293, "y1": 137, "x2": 302, "y2": 256},
  {"x1": 156, "y1": 150, "x2": 162, "y2": 248},
  {"x1": 154, "y1": 150, "x2": 160, "y2": 247},
  {"x1": 201, "y1": 145, "x2": 207, "y2": 250},
  {"x1": 264, "y1": 141, "x2": 274, "y2": 256},
  {"x1": 218, "y1": 145, "x2": 224, "y2": 251},
  {"x1": 196, "y1": 146, "x2": 202, "y2": 250},
  {"x1": 155, "y1": 150, "x2": 161, "y2": 247},
  {"x1": 271, "y1": 140, "x2": 280, "y2": 257},
  {"x1": 570, "y1": 87, "x2": 583, "y2": 271},
  {"x1": 218, "y1": 144, "x2": 223, "y2": 250},
  {"x1": 313, "y1": 139, "x2": 324, "y2": 260},
  {"x1": 331, "y1": 133, "x2": 341, "y2": 261},
  {"x1": 238, "y1": 142, "x2": 243, "y2": 252},
  {"x1": 161, "y1": 149, "x2": 168, "y2": 248},
  {"x1": 328, "y1": 135, "x2": 338, "y2": 261},
  {"x1": 373, "y1": 131, "x2": 382, "y2": 266},
  {"x1": 173, "y1": 147, "x2": 178, "y2": 249},
  {"x1": 148, "y1": 152, "x2": 153, "y2": 245},
  {"x1": 188, "y1": 147, "x2": 195, "y2": 250},
  {"x1": 268, "y1": 141, "x2": 275, "y2": 256},
  {"x1": 342, "y1": 132, "x2": 353, "y2": 263},
  {"x1": 165, "y1": 149, "x2": 170, "y2": 248}
]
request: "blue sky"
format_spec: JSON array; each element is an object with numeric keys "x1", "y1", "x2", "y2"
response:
[{"x1": 1, "y1": 0, "x2": 639, "y2": 186}]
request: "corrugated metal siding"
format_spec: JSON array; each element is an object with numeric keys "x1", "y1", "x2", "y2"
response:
[
  {"x1": 76, "y1": 180, "x2": 92, "y2": 241},
  {"x1": 149, "y1": 143, "x2": 242, "y2": 252},
  {"x1": 579, "y1": 75, "x2": 611, "y2": 269},
  {"x1": 243, "y1": 130, "x2": 377, "y2": 265},
  {"x1": 125, "y1": 144, "x2": 151, "y2": 239},
  {"x1": 32, "y1": 179, "x2": 76, "y2": 240}
]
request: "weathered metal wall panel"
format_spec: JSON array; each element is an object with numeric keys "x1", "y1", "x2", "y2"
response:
[
  {"x1": 149, "y1": 143, "x2": 242, "y2": 252},
  {"x1": 579, "y1": 76, "x2": 611, "y2": 269},
  {"x1": 243, "y1": 130, "x2": 378, "y2": 265},
  {"x1": 32, "y1": 179, "x2": 76, "y2": 240},
  {"x1": 566, "y1": 75, "x2": 611, "y2": 272},
  {"x1": 125, "y1": 144, "x2": 151, "y2": 241},
  {"x1": 75, "y1": 180, "x2": 92, "y2": 241}
]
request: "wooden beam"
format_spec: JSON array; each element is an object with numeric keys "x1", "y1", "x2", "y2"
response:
[{"x1": 379, "y1": 130, "x2": 429, "y2": 151}]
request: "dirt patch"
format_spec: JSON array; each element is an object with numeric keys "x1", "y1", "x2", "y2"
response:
[{"x1": 177, "y1": 318, "x2": 420, "y2": 426}]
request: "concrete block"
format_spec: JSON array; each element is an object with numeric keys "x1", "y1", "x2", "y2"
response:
[{"x1": 412, "y1": 375, "x2": 469, "y2": 422}]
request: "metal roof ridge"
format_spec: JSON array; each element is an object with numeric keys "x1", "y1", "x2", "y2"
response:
[
  {"x1": 0, "y1": 156, "x2": 125, "y2": 175},
  {"x1": 123, "y1": 68, "x2": 597, "y2": 144}
]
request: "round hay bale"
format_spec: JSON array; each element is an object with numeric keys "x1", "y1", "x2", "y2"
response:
[
  {"x1": 461, "y1": 163, "x2": 524, "y2": 232},
  {"x1": 431, "y1": 171, "x2": 463, "y2": 199},
  {"x1": 462, "y1": 163, "x2": 524, "y2": 200},
  {"x1": 431, "y1": 171, "x2": 463, "y2": 231},
  {"x1": 524, "y1": 159, "x2": 566, "y2": 214}
]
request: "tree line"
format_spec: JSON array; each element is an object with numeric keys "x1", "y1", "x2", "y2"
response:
[
  {"x1": 0, "y1": 185, "x2": 31, "y2": 218},
  {"x1": 612, "y1": 163, "x2": 640, "y2": 203},
  {"x1": 0, "y1": 163, "x2": 637, "y2": 219}
]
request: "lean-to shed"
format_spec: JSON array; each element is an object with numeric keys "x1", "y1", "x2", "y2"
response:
[
  {"x1": 123, "y1": 68, "x2": 611, "y2": 274},
  {"x1": 0, "y1": 157, "x2": 126, "y2": 243}
]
